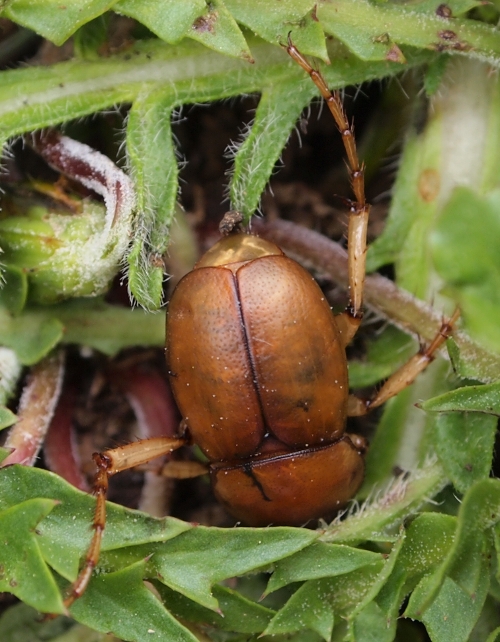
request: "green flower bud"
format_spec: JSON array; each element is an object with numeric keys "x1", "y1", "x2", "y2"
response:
[{"x1": 0, "y1": 132, "x2": 135, "y2": 304}]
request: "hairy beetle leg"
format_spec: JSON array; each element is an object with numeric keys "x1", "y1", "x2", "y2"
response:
[
  {"x1": 347, "y1": 309, "x2": 460, "y2": 417},
  {"x1": 64, "y1": 436, "x2": 187, "y2": 610}
]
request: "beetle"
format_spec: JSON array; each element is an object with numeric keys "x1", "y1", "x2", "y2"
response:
[
  {"x1": 166, "y1": 232, "x2": 366, "y2": 526},
  {"x1": 62, "y1": 39, "x2": 457, "y2": 609}
]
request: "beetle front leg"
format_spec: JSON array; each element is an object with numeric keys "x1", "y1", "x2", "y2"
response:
[
  {"x1": 347, "y1": 309, "x2": 459, "y2": 417},
  {"x1": 64, "y1": 436, "x2": 186, "y2": 610}
]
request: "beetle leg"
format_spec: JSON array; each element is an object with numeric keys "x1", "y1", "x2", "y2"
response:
[
  {"x1": 333, "y1": 312, "x2": 362, "y2": 349},
  {"x1": 286, "y1": 36, "x2": 370, "y2": 322},
  {"x1": 160, "y1": 459, "x2": 208, "y2": 479},
  {"x1": 347, "y1": 309, "x2": 459, "y2": 416},
  {"x1": 64, "y1": 436, "x2": 186, "y2": 611}
]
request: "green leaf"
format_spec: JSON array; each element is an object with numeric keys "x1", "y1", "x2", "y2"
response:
[
  {"x1": 348, "y1": 326, "x2": 415, "y2": 388},
  {"x1": 322, "y1": 460, "x2": 448, "y2": 545},
  {"x1": 155, "y1": 582, "x2": 275, "y2": 633},
  {"x1": 0, "y1": 264, "x2": 28, "y2": 315},
  {"x1": 116, "y1": 0, "x2": 205, "y2": 44},
  {"x1": 405, "y1": 479, "x2": 500, "y2": 619},
  {"x1": 422, "y1": 382, "x2": 500, "y2": 415},
  {"x1": 69, "y1": 561, "x2": 199, "y2": 642},
  {"x1": 0, "y1": 0, "x2": 118, "y2": 46},
  {"x1": 73, "y1": 15, "x2": 109, "y2": 60},
  {"x1": 0, "y1": 299, "x2": 165, "y2": 364},
  {"x1": 229, "y1": 81, "x2": 316, "y2": 221},
  {"x1": 349, "y1": 532, "x2": 406, "y2": 623},
  {"x1": 263, "y1": 578, "x2": 335, "y2": 641},
  {"x1": 0, "y1": 37, "x2": 430, "y2": 142},
  {"x1": 0, "y1": 497, "x2": 64, "y2": 613},
  {"x1": 365, "y1": 127, "x2": 439, "y2": 295},
  {"x1": 0, "y1": 308, "x2": 64, "y2": 365},
  {"x1": 487, "y1": 626, "x2": 500, "y2": 642},
  {"x1": 319, "y1": 562, "x2": 385, "y2": 615},
  {"x1": 349, "y1": 601, "x2": 396, "y2": 642},
  {"x1": 126, "y1": 89, "x2": 180, "y2": 310},
  {"x1": 424, "y1": 54, "x2": 451, "y2": 96},
  {"x1": 266, "y1": 542, "x2": 382, "y2": 593},
  {"x1": 226, "y1": 0, "x2": 328, "y2": 61},
  {"x1": 359, "y1": 388, "x2": 413, "y2": 495},
  {"x1": 422, "y1": 569, "x2": 490, "y2": 642},
  {"x1": 318, "y1": 0, "x2": 500, "y2": 66},
  {"x1": 399, "y1": 513, "x2": 457, "y2": 586},
  {"x1": 148, "y1": 526, "x2": 317, "y2": 610},
  {"x1": 431, "y1": 187, "x2": 500, "y2": 353},
  {"x1": 0, "y1": 406, "x2": 16, "y2": 430},
  {"x1": 188, "y1": 0, "x2": 253, "y2": 60},
  {"x1": 0, "y1": 465, "x2": 192, "y2": 584},
  {"x1": 432, "y1": 412, "x2": 497, "y2": 493}
]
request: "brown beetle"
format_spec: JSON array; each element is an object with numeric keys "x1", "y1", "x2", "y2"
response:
[
  {"x1": 166, "y1": 233, "x2": 365, "y2": 526},
  {"x1": 62, "y1": 40, "x2": 457, "y2": 609}
]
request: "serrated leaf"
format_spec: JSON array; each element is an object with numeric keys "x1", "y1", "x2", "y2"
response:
[
  {"x1": 116, "y1": 0, "x2": 205, "y2": 44},
  {"x1": 399, "y1": 513, "x2": 457, "y2": 584},
  {"x1": 405, "y1": 479, "x2": 500, "y2": 619},
  {"x1": 0, "y1": 497, "x2": 64, "y2": 613},
  {"x1": 69, "y1": 560, "x2": 198, "y2": 642},
  {"x1": 265, "y1": 542, "x2": 382, "y2": 594},
  {"x1": 318, "y1": 0, "x2": 500, "y2": 66},
  {"x1": 263, "y1": 578, "x2": 335, "y2": 641},
  {"x1": 319, "y1": 562, "x2": 385, "y2": 615},
  {"x1": 155, "y1": 582, "x2": 275, "y2": 633},
  {"x1": 149, "y1": 526, "x2": 317, "y2": 610},
  {"x1": 348, "y1": 532, "x2": 406, "y2": 625},
  {"x1": 1, "y1": 0, "x2": 118, "y2": 46},
  {"x1": 422, "y1": 383, "x2": 500, "y2": 415},
  {"x1": 432, "y1": 412, "x2": 497, "y2": 493},
  {"x1": 0, "y1": 36, "x2": 431, "y2": 142},
  {"x1": 226, "y1": 0, "x2": 328, "y2": 61},
  {"x1": 0, "y1": 465, "x2": 191, "y2": 583},
  {"x1": 188, "y1": 0, "x2": 252, "y2": 60}
]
